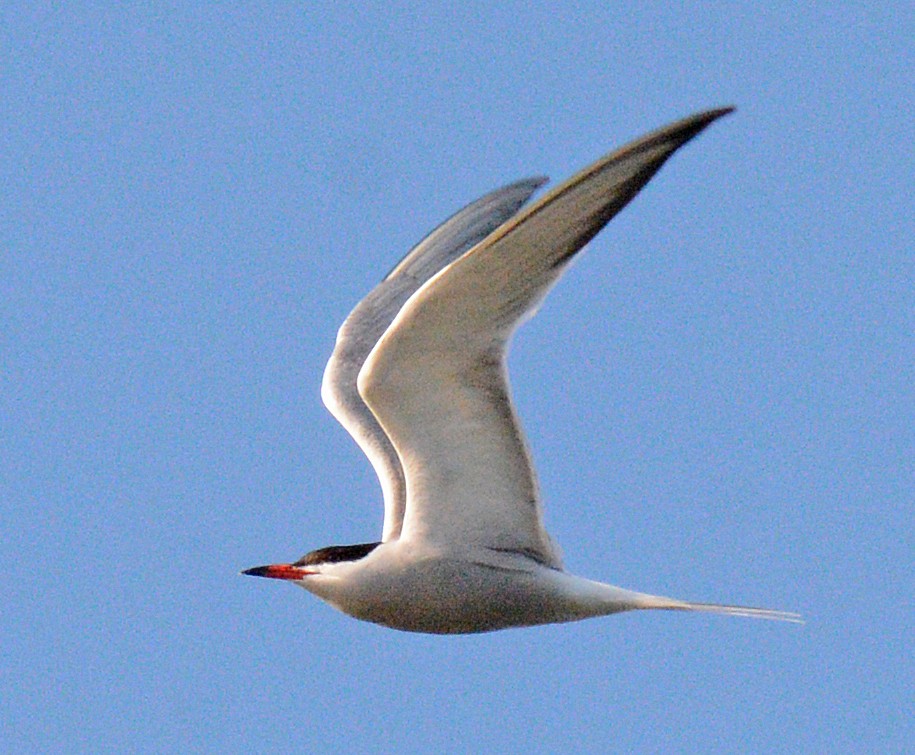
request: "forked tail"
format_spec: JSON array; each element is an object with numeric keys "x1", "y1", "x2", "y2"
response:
[{"x1": 635, "y1": 594, "x2": 803, "y2": 623}]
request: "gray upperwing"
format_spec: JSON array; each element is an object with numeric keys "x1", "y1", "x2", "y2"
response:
[{"x1": 320, "y1": 177, "x2": 547, "y2": 541}]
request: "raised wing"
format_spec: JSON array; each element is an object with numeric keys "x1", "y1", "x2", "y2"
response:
[
  {"x1": 321, "y1": 178, "x2": 546, "y2": 541},
  {"x1": 358, "y1": 108, "x2": 733, "y2": 563}
]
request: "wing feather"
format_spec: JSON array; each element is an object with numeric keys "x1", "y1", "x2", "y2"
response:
[
  {"x1": 359, "y1": 108, "x2": 734, "y2": 559},
  {"x1": 321, "y1": 178, "x2": 545, "y2": 540}
]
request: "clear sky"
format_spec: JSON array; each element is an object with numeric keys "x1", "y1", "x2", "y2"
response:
[{"x1": 3, "y1": 3, "x2": 911, "y2": 753}]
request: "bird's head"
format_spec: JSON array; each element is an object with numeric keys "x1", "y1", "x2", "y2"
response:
[{"x1": 242, "y1": 542, "x2": 381, "y2": 582}]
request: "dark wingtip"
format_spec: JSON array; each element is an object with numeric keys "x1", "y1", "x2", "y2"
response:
[
  {"x1": 605, "y1": 106, "x2": 736, "y2": 178},
  {"x1": 707, "y1": 105, "x2": 737, "y2": 118},
  {"x1": 693, "y1": 105, "x2": 736, "y2": 124},
  {"x1": 670, "y1": 106, "x2": 737, "y2": 142}
]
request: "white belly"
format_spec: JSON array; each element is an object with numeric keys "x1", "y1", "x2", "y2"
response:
[{"x1": 298, "y1": 542, "x2": 633, "y2": 634}]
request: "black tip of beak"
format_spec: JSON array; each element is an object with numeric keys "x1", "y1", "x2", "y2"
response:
[{"x1": 241, "y1": 565, "x2": 271, "y2": 577}]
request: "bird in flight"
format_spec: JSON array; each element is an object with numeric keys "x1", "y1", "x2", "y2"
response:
[{"x1": 244, "y1": 107, "x2": 801, "y2": 633}]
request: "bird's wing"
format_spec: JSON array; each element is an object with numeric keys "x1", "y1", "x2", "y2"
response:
[
  {"x1": 321, "y1": 178, "x2": 546, "y2": 541},
  {"x1": 358, "y1": 108, "x2": 733, "y2": 563}
]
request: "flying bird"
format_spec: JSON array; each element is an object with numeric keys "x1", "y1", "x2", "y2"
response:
[{"x1": 244, "y1": 107, "x2": 801, "y2": 633}]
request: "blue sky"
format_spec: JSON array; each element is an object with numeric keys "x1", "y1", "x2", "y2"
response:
[{"x1": 2, "y1": 3, "x2": 911, "y2": 752}]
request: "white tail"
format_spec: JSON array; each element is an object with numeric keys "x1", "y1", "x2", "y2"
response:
[{"x1": 636, "y1": 595, "x2": 803, "y2": 623}]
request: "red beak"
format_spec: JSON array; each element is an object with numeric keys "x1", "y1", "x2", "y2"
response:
[{"x1": 242, "y1": 563, "x2": 312, "y2": 581}]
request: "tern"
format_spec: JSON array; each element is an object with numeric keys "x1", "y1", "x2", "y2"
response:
[{"x1": 244, "y1": 107, "x2": 801, "y2": 633}]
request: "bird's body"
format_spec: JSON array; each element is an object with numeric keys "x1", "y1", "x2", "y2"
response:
[
  {"x1": 298, "y1": 543, "x2": 644, "y2": 635},
  {"x1": 244, "y1": 107, "x2": 801, "y2": 633},
  {"x1": 248, "y1": 539, "x2": 792, "y2": 634}
]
